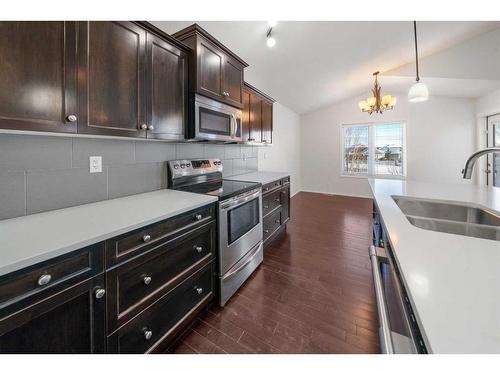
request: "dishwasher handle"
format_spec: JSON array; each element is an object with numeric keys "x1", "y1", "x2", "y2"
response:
[{"x1": 369, "y1": 245, "x2": 394, "y2": 354}]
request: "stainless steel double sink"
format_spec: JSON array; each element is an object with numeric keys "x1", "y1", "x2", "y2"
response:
[{"x1": 392, "y1": 196, "x2": 500, "y2": 241}]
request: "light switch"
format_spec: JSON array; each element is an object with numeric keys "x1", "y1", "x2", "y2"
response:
[{"x1": 89, "y1": 156, "x2": 102, "y2": 173}]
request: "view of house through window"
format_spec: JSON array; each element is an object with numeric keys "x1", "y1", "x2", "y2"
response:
[{"x1": 342, "y1": 122, "x2": 405, "y2": 177}]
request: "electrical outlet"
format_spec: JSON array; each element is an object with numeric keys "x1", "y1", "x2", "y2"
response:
[
  {"x1": 264, "y1": 153, "x2": 269, "y2": 159},
  {"x1": 89, "y1": 156, "x2": 102, "y2": 173}
]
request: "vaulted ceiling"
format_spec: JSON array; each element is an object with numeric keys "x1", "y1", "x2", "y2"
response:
[{"x1": 152, "y1": 21, "x2": 500, "y2": 114}]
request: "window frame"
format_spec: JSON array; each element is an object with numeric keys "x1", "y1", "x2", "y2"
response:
[{"x1": 340, "y1": 121, "x2": 407, "y2": 180}]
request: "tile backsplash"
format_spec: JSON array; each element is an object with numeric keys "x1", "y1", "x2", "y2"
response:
[{"x1": 0, "y1": 134, "x2": 258, "y2": 220}]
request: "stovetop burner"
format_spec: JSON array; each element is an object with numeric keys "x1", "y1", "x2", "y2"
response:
[{"x1": 167, "y1": 158, "x2": 261, "y2": 201}]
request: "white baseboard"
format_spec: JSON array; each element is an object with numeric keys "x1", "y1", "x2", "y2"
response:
[{"x1": 299, "y1": 189, "x2": 373, "y2": 199}]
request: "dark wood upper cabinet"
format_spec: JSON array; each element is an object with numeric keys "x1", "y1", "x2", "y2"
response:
[
  {"x1": 77, "y1": 21, "x2": 147, "y2": 138},
  {"x1": 223, "y1": 55, "x2": 244, "y2": 108},
  {"x1": 0, "y1": 275, "x2": 106, "y2": 353},
  {"x1": 173, "y1": 24, "x2": 248, "y2": 109},
  {"x1": 241, "y1": 90, "x2": 251, "y2": 142},
  {"x1": 0, "y1": 21, "x2": 77, "y2": 134},
  {"x1": 261, "y1": 99, "x2": 273, "y2": 144},
  {"x1": 198, "y1": 41, "x2": 224, "y2": 99},
  {"x1": 146, "y1": 32, "x2": 188, "y2": 141},
  {"x1": 249, "y1": 92, "x2": 262, "y2": 143},
  {"x1": 243, "y1": 82, "x2": 274, "y2": 145}
]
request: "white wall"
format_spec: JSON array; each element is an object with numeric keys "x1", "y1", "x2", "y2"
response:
[
  {"x1": 258, "y1": 103, "x2": 302, "y2": 196},
  {"x1": 300, "y1": 94, "x2": 476, "y2": 198}
]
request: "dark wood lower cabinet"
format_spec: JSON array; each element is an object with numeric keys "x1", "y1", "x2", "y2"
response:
[
  {"x1": 262, "y1": 177, "x2": 291, "y2": 249},
  {"x1": 0, "y1": 274, "x2": 106, "y2": 353},
  {"x1": 0, "y1": 203, "x2": 216, "y2": 354}
]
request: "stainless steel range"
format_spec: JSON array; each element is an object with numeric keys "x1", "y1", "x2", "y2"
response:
[{"x1": 167, "y1": 159, "x2": 263, "y2": 306}]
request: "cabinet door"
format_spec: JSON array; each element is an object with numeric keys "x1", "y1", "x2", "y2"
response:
[
  {"x1": 241, "y1": 90, "x2": 251, "y2": 142},
  {"x1": 0, "y1": 21, "x2": 77, "y2": 133},
  {"x1": 146, "y1": 33, "x2": 187, "y2": 141},
  {"x1": 197, "y1": 39, "x2": 224, "y2": 100},
  {"x1": 223, "y1": 56, "x2": 244, "y2": 108},
  {"x1": 249, "y1": 94, "x2": 262, "y2": 143},
  {"x1": 281, "y1": 185, "x2": 290, "y2": 224},
  {"x1": 78, "y1": 21, "x2": 147, "y2": 137},
  {"x1": 0, "y1": 275, "x2": 106, "y2": 353},
  {"x1": 261, "y1": 100, "x2": 273, "y2": 144}
]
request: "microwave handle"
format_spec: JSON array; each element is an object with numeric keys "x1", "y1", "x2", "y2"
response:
[
  {"x1": 230, "y1": 114, "x2": 237, "y2": 137},
  {"x1": 369, "y1": 245, "x2": 395, "y2": 354}
]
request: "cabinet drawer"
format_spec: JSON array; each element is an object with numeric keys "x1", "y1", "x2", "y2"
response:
[
  {"x1": 107, "y1": 262, "x2": 214, "y2": 354},
  {"x1": 281, "y1": 176, "x2": 290, "y2": 185},
  {"x1": 262, "y1": 179, "x2": 282, "y2": 194},
  {"x1": 262, "y1": 189, "x2": 281, "y2": 217},
  {"x1": 106, "y1": 222, "x2": 215, "y2": 332},
  {"x1": 0, "y1": 243, "x2": 104, "y2": 312},
  {"x1": 106, "y1": 204, "x2": 215, "y2": 267},
  {"x1": 263, "y1": 208, "x2": 282, "y2": 242}
]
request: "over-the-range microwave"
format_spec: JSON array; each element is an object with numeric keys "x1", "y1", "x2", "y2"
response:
[{"x1": 187, "y1": 94, "x2": 242, "y2": 143}]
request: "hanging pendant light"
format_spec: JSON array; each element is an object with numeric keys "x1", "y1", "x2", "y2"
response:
[{"x1": 408, "y1": 21, "x2": 429, "y2": 103}]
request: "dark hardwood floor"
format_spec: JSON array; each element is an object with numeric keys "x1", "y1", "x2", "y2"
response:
[{"x1": 174, "y1": 192, "x2": 380, "y2": 354}]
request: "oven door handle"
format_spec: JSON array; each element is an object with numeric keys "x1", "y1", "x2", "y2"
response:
[
  {"x1": 369, "y1": 245, "x2": 395, "y2": 354},
  {"x1": 222, "y1": 242, "x2": 263, "y2": 281},
  {"x1": 220, "y1": 188, "x2": 261, "y2": 210}
]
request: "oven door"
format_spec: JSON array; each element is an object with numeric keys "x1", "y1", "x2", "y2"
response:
[
  {"x1": 218, "y1": 188, "x2": 263, "y2": 275},
  {"x1": 195, "y1": 95, "x2": 242, "y2": 142}
]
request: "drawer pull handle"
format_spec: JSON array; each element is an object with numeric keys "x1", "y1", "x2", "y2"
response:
[
  {"x1": 195, "y1": 214, "x2": 203, "y2": 221},
  {"x1": 143, "y1": 276, "x2": 152, "y2": 285},
  {"x1": 142, "y1": 234, "x2": 152, "y2": 243},
  {"x1": 194, "y1": 286, "x2": 203, "y2": 295},
  {"x1": 194, "y1": 245, "x2": 203, "y2": 253},
  {"x1": 274, "y1": 198, "x2": 280, "y2": 202},
  {"x1": 37, "y1": 274, "x2": 52, "y2": 286},
  {"x1": 143, "y1": 328, "x2": 153, "y2": 341},
  {"x1": 275, "y1": 219, "x2": 280, "y2": 224},
  {"x1": 264, "y1": 205, "x2": 269, "y2": 209},
  {"x1": 95, "y1": 288, "x2": 106, "y2": 299},
  {"x1": 264, "y1": 230, "x2": 269, "y2": 234}
]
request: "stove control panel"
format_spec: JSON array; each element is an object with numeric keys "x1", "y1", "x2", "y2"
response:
[{"x1": 168, "y1": 158, "x2": 223, "y2": 179}]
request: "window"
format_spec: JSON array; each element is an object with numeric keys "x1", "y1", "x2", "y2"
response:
[{"x1": 341, "y1": 122, "x2": 406, "y2": 178}]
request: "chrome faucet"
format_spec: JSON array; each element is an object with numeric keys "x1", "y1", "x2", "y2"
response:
[{"x1": 462, "y1": 147, "x2": 500, "y2": 179}]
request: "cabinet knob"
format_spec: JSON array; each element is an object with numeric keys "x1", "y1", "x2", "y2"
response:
[
  {"x1": 140, "y1": 124, "x2": 148, "y2": 130},
  {"x1": 95, "y1": 288, "x2": 106, "y2": 299},
  {"x1": 264, "y1": 230, "x2": 269, "y2": 234},
  {"x1": 142, "y1": 234, "x2": 151, "y2": 243},
  {"x1": 275, "y1": 219, "x2": 280, "y2": 224},
  {"x1": 143, "y1": 328, "x2": 153, "y2": 341},
  {"x1": 194, "y1": 245, "x2": 203, "y2": 253},
  {"x1": 148, "y1": 125, "x2": 154, "y2": 131},
  {"x1": 194, "y1": 286, "x2": 203, "y2": 295},
  {"x1": 37, "y1": 274, "x2": 52, "y2": 286},
  {"x1": 195, "y1": 214, "x2": 203, "y2": 221},
  {"x1": 143, "y1": 276, "x2": 152, "y2": 285},
  {"x1": 274, "y1": 198, "x2": 280, "y2": 202},
  {"x1": 264, "y1": 205, "x2": 269, "y2": 209},
  {"x1": 66, "y1": 114, "x2": 77, "y2": 123}
]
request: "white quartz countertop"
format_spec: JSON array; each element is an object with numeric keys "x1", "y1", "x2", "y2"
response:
[
  {"x1": 369, "y1": 178, "x2": 500, "y2": 354},
  {"x1": 0, "y1": 189, "x2": 217, "y2": 277},
  {"x1": 226, "y1": 171, "x2": 290, "y2": 185}
]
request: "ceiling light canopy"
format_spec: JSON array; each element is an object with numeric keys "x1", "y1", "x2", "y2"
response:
[
  {"x1": 408, "y1": 21, "x2": 429, "y2": 103},
  {"x1": 266, "y1": 22, "x2": 277, "y2": 48},
  {"x1": 358, "y1": 72, "x2": 396, "y2": 114}
]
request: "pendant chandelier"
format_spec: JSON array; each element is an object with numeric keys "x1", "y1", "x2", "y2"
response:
[
  {"x1": 358, "y1": 72, "x2": 396, "y2": 114},
  {"x1": 408, "y1": 21, "x2": 429, "y2": 103}
]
